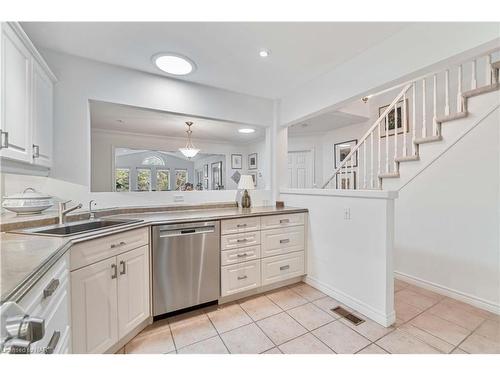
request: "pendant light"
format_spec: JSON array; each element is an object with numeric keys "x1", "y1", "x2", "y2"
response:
[{"x1": 179, "y1": 121, "x2": 200, "y2": 158}]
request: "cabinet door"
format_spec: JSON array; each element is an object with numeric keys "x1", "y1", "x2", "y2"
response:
[
  {"x1": 1, "y1": 23, "x2": 32, "y2": 162},
  {"x1": 71, "y1": 257, "x2": 118, "y2": 354},
  {"x1": 32, "y1": 59, "x2": 53, "y2": 167},
  {"x1": 117, "y1": 245, "x2": 150, "y2": 339}
]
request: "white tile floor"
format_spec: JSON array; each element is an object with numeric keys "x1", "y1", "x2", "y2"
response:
[{"x1": 122, "y1": 280, "x2": 500, "y2": 354}]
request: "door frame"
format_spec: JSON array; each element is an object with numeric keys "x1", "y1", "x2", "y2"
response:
[{"x1": 287, "y1": 148, "x2": 316, "y2": 188}]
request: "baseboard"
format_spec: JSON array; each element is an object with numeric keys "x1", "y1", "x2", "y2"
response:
[
  {"x1": 304, "y1": 276, "x2": 395, "y2": 327},
  {"x1": 394, "y1": 271, "x2": 500, "y2": 315}
]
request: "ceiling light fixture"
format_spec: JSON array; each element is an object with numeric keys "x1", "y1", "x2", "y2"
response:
[
  {"x1": 259, "y1": 50, "x2": 270, "y2": 58},
  {"x1": 179, "y1": 122, "x2": 200, "y2": 158},
  {"x1": 238, "y1": 128, "x2": 256, "y2": 134},
  {"x1": 153, "y1": 53, "x2": 196, "y2": 76}
]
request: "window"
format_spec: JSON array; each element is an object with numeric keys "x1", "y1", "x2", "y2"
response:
[
  {"x1": 136, "y1": 168, "x2": 151, "y2": 191},
  {"x1": 175, "y1": 169, "x2": 188, "y2": 190},
  {"x1": 142, "y1": 155, "x2": 165, "y2": 166},
  {"x1": 115, "y1": 168, "x2": 130, "y2": 192},
  {"x1": 156, "y1": 169, "x2": 170, "y2": 191}
]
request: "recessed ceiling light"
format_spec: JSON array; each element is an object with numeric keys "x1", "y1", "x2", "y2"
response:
[
  {"x1": 153, "y1": 53, "x2": 196, "y2": 76},
  {"x1": 259, "y1": 50, "x2": 270, "y2": 58},
  {"x1": 238, "y1": 128, "x2": 256, "y2": 134}
]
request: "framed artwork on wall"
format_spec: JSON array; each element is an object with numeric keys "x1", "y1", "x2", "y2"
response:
[
  {"x1": 231, "y1": 171, "x2": 241, "y2": 184},
  {"x1": 211, "y1": 161, "x2": 223, "y2": 190},
  {"x1": 248, "y1": 153, "x2": 258, "y2": 170},
  {"x1": 379, "y1": 99, "x2": 409, "y2": 137},
  {"x1": 203, "y1": 164, "x2": 209, "y2": 178},
  {"x1": 334, "y1": 139, "x2": 357, "y2": 169},
  {"x1": 336, "y1": 170, "x2": 356, "y2": 189},
  {"x1": 249, "y1": 172, "x2": 257, "y2": 187},
  {"x1": 231, "y1": 154, "x2": 242, "y2": 169}
]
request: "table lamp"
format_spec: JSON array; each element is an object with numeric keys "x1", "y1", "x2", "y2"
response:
[{"x1": 238, "y1": 175, "x2": 255, "y2": 208}]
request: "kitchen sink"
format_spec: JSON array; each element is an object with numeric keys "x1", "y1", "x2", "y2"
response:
[{"x1": 13, "y1": 218, "x2": 143, "y2": 237}]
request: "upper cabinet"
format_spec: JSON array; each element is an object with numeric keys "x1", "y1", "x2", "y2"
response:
[{"x1": 0, "y1": 22, "x2": 56, "y2": 168}]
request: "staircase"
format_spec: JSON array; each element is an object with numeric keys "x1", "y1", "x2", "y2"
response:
[{"x1": 322, "y1": 51, "x2": 500, "y2": 191}]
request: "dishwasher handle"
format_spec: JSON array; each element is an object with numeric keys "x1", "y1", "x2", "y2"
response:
[{"x1": 157, "y1": 226, "x2": 215, "y2": 238}]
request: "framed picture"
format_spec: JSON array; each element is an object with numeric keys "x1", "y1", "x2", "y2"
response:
[
  {"x1": 379, "y1": 99, "x2": 409, "y2": 137},
  {"x1": 249, "y1": 172, "x2": 257, "y2": 187},
  {"x1": 334, "y1": 139, "x2": 357, "y2": 169},
  {"x1": 336, "y1": 170, "x2": 356, "y2": 190},
  {"x1": 203, "y1": 164, "x2": 209, "y2": 178},
  {"x1": 231, "y1": 154, "x2": 242, "y2": 169},
  {"x1": 248, "y1": 153, "x2": 257, "y2": 170},
  {"x1": 211, "y1": 161, "x2": 223, "y2": 190},
  {"x1": 231, "y1": 171, "x2": 241, "y2": 184}
]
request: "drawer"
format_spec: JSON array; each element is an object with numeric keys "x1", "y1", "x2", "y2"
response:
[
  {"x1": 221, "y1": 217, "x2": 261, "y2": 235},
  {"x1": 71, "y1": 227, "x2": 149, "y2": 270},
  {"x1": 221, "y1": 245, "x2": 261, "y2": 266},
  {"x1": 221, "y1": 231, "x2": 260, "y2": 251},
  {"x1": 261, "y1": 213, "x2": 305, "y2": 230},
  {"x1": 261, "y1": 251, "x2": 305, "y2": 286},
  {"x1": 261, "y1": 226, "x2": 305, "y2": 258},
  {"x1": 221, "y1": 260, "x2": 261, "y2": 297}
]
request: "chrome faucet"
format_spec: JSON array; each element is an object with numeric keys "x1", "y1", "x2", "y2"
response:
[
  {"x1": 88, "y1": 200, "x2": 97, "y2": 220},
  {"x1": 58, "y1": 200, "x2": 82, "y2": 224}
]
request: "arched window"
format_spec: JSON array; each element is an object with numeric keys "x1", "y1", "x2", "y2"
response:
[{"x1": 142, "y1": 155, "x2": 165, "y2": 166}]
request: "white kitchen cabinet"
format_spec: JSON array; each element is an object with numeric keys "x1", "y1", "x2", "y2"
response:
[
  {"x1": 117, "y1": 245, "x2": 150, "y2": 339},
  {"x1": 71, "y1": 257, "x2": 119, "y2": 354},
  {"x1": 0, "y1": 22, "x2": 55, "y2": 168}
]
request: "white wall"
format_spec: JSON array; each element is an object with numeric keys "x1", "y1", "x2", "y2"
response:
[
  {"x1": 280, "y1": 24, "x2": 500, "y2": 125},
  {"x1": 394, "y1": 105, "x2": 500, "y2": 313},
  {"x1": 280, "y1": 189, "x2": 397, "y2": 326}
]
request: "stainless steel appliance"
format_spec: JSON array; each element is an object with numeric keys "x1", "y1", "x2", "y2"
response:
[
  {"x1": 1, "y1": 302, "x2": 45, "y2": 354},
  {"x1": 152, "y1": 221, "x2": 220, "y2": 316}
]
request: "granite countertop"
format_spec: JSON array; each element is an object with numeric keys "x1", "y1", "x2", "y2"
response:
[{"x1": 1, "y1": 206, "x2": 307, "y2": 304}]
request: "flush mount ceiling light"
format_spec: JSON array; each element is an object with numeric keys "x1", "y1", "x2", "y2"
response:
[
  {"x1": 153, "y1": 53, "x2": 196, "y2": 76},
  {"x1": 179, "y1": 121, "x2": 200, "y2": 158},
  {"x1": 259, "y1": 49, "x2": 270, "y2": 58},
  {"x1": 238, "y1": 128, "x2": 256, "y2": 134}
]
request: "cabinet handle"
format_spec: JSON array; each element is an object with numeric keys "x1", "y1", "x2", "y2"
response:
[
  {"x1": 0, "y1": 131, "x2": 8, "y2": 149},
  {"x1": 32, "y1": 144, "x2": 40, "y2": 159},
  {"x1": 236, "y1": 253, "x2": 248, "y2": 258},
  {"x1": 110, "y1": 241, "x2": 126, "y2": 249},
  {"x1": 236, "y1": 224, "x2": 247, "y2": 228},
  {"x1": 43, "y1": 278, "x2": 60, "y2": 299},
  {"x1": 236, "y1": 238, "x2": 248, "y2": 243},
  {"x1": 280, "y1": 265, "x2": 290, "y2": 271},
  {"x1": 111, "y1": 264, "x2": 117, "y2": 279},
  {"x1": 280, "y1": 219, "x2": 290, "y2": 224},
  {"x1": 237, "y1": 275, "x2": 248, "y2": 280},
  {"x1": 280, "y1": 238, "x2": 290, "y2": 244},
  {"x1": 44, "y1": 331, "x2": 60, "y2": 354},
  {"x1": 119, "y1": 260, "x2": 126, "y2": 275}
]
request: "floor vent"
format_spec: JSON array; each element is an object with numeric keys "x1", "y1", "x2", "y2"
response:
[{"x1": 331, "y1": 306, "x2": 365, "y2": 326}]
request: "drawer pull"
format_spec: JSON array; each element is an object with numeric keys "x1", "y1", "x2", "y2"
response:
[
  {"x1": 280, "y1": 238, "x2": 290, "y2": 244},
  {"x1": 236, "y1": 238, "x2": 248, "y2": 243},
  {"x1": 236, "y1": 224, "x2": 247, "y2": 228},
  {"x1": 43, "y1": 278, "x2": 60, "y2": 299},
  {"x1": 280, "y1": 265, "x2": 290, "y2": 271},
  {"x1": 236, "y1": 253, "x2": 248, "y2": 257},
  {"x1": 119, "y1": 260, "x2": 126, "y2": 275},
  {"x1": 111, "y1": 264, "x2": 118, "y2": 279},
  {"x1": 237, "y1": 275, "x2": 248, "y2": 280},
  {"x1": 280, "y1": 219, "x2": 290, "y2": 224},
  {"x1": 44, "y1": 331, "x2": 61, "y2": 354},
  {"x1": 110, "y1": 241, "x2": 126, "y2": 249}
]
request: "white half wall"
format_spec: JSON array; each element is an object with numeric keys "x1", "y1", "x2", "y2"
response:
[{"x1": 280, "y1": 189, "x2": 397, "y2": 327}]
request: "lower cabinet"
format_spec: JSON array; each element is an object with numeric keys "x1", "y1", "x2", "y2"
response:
[
  {"x1": 71, "y1": 245, "x2": 149, "y2": 354},
  {"x1": 220, "y1": 260, "x2": 261, "y2": 296}
]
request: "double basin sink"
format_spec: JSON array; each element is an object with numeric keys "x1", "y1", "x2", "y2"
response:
[{"x1": 14, "y1": 218, "x2": 142, "y2": 237}]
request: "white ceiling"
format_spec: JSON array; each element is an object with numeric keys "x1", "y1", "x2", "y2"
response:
[
  {"x1": 288, "y1": 110, "x2": 367, "y2": 135},
  {"x1": 90, "y1": 100, "x2": 265, "y2": 143},
  {"x1": 21, "y1": 22, "x2": 410, "y2": 99}
]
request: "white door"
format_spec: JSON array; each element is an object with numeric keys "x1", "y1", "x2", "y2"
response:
[
  {"x1": 287, "y1": 151, "x2": 313, "y2": 188},
  {"x1": 32, "y1": 59, "x2": 53, "y2": 167},
  {"x1": 71, "y1": 257, "x2": 118, "y2": 354},
  {"x1": 0, "y1": 23, "x2": 32, "y2": 162},
  {"x1": 117, "y1": 245, "x2": 150, "y2": 339}
]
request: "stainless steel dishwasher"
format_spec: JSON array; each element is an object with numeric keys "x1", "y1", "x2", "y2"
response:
[{"x1": 152, "y1": 221, "x2": 220, "y2": 316}]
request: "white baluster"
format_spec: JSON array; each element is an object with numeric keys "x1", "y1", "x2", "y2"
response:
[
  {"x1": 422, "y1": 78, "x2": 427, "y2": 137},
  {"x1": 378, "y1": 122, "x2": 382, "y2": 188},
  {"x1": 394, "y1": 99, "x2": 398, "y2": 171},
  {"x1": 444, "y1": 69, "x2": 450, "y2": 116},
  {"x1": 370, "y1": 132, "x2": 374, "y2": 189},
  {"x1": 402, "y1": 92, "x2": 407, "y2": 157},
  {"x1": 412, "y1": 82, "x2": 416, "y2": 156},
  {"x1": 457, "y1": 65, "x2": 463, "y2": 112},
  {"x1": 385, "y1": 114, "x2": 389, "y2": 173},
  {"x1": 433, "y1": 74, "x2": 438, "y2": 136},
  {"x1": 471, "y1": 59, "x2": 477, "y2": 89},
  {"x1": 486, "y1": 54, "x2": 492, "y2": 86},
  {"x1": 363, "y1": 141, "x2": 367, "y2": 189},
  {"x1": 350, "y1": 154, "x2": 354, "y2": 190}
]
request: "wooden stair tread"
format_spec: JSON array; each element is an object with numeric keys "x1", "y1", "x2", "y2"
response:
[
  {"x1": 462, "y1": 83, "x2": 500, "y2": 98},
  {"x1": 395, "y1": 155, "x2": 420, "y2": 163},
  {"x1": 414, "y1": 135, "x2": 443, "y2": 145},
  {"x1": 435, "y1": 111, "x2": 468, "y2": 123},
  {"x1": 378, "y1": 172, "x2": 400, "y2": 179}
]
